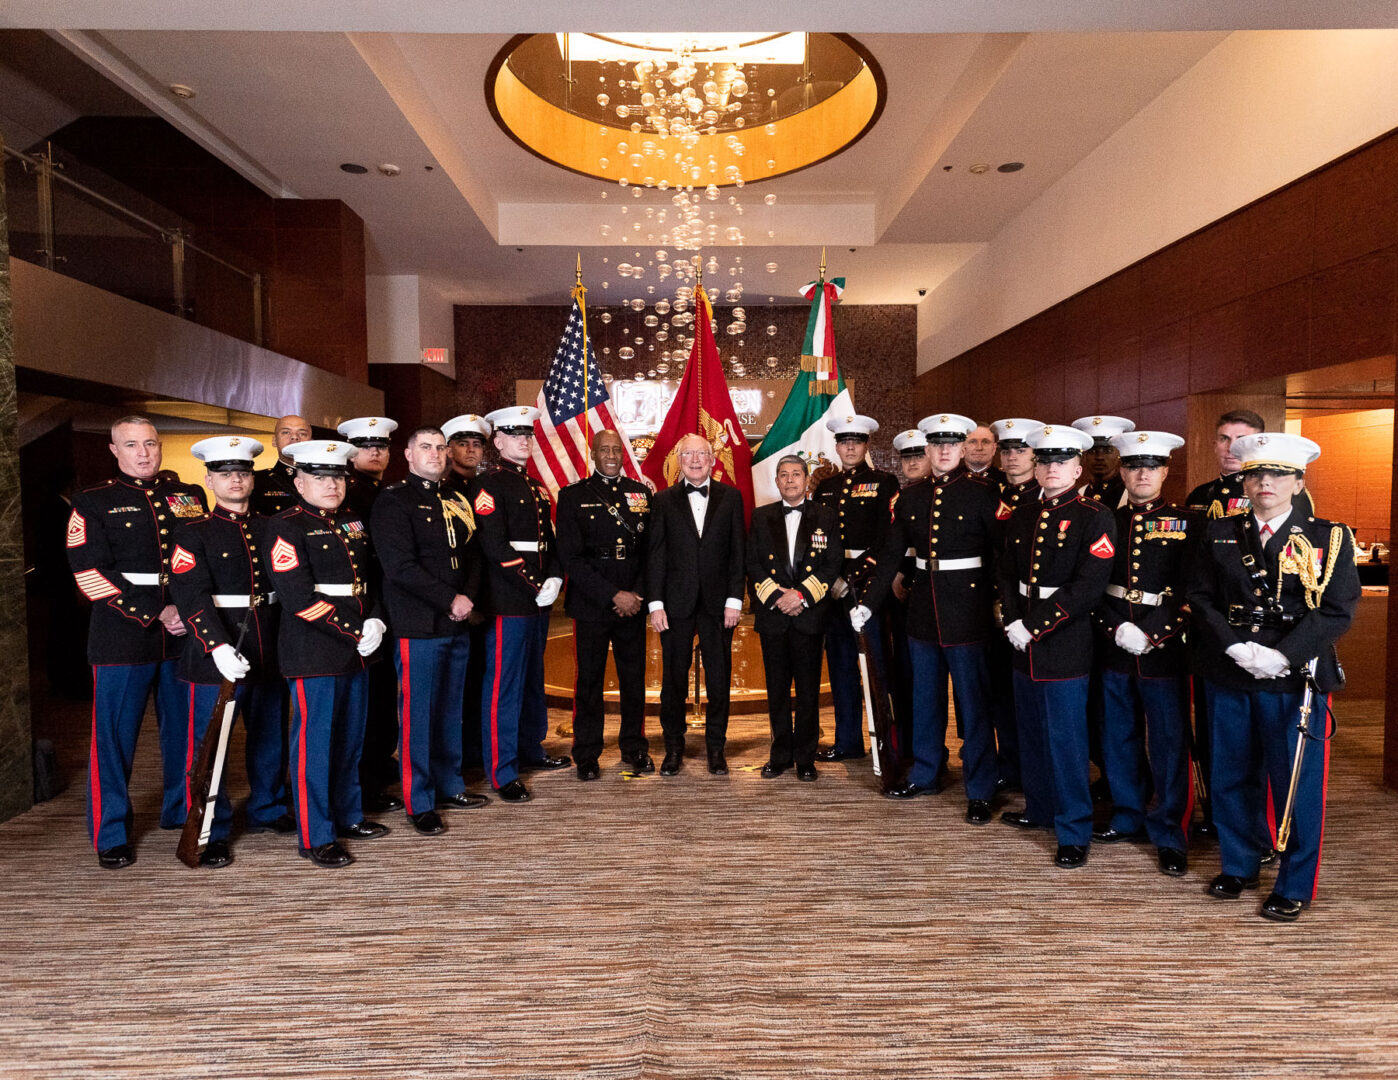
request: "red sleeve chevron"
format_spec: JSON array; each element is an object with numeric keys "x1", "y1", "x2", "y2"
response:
[
  {"x1": 1089, "y1": 534, "x2": 1115, "y2": 559},
  {"x1": 66, "y1": 510, "x2": 87, "y2": 547},
  {"x1": 270, "y1": 536, "x2": 299, "y2": 572},
  {"x1": 170, "y1": 545, "x2": 197, "y2": 574},
  {"x1": 296, "y1": 600, "x2": 334, "y2": 622}
]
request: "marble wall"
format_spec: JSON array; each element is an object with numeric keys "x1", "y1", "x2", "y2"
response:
[{"x1": 0, "y1": 131, "x2": 36, "y2": 822}]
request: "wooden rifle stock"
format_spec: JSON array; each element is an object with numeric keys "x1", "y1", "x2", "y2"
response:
[{"x1": 175, "y1": 611, "x2": 254, "y2": 868}]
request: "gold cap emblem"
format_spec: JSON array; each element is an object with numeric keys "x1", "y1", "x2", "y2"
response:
[
  {"x1": 1137, "y1": 432, "x2": 1149, "y2": 443},
  {"x1": 1043, "y1": 426, "x2": 1054, "y2": 435},
  {"x1": 1005, "y1": 420, "x2": 1014, "y2": 429},
  {"x1": 229, "y1": 437, "x2": 241, "y2": 446},
  {"x1": 326, "y1": 443, "x2": 338, "y2": 452},
  {"x1": 368, "y1": 418, "x2": 378, "y2": 427},
  {"x1": 1258, "y1": 435, "x2": 1270, "y2": 445},
  {"x1": 1093, "y1": 417, "x2": 1103, "y2": 426},
  {"x1": 940, "y1": 414, "x2": 949, "y2": 423}
]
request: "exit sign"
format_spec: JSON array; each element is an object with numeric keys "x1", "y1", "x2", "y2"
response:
[{"x1": 421, "y1": 347, "x2": 449, "y2": 364}]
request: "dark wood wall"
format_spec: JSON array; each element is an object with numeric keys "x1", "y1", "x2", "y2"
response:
[{"x1": 916, "y1": 127, "x2": 1398, "y2": 787}]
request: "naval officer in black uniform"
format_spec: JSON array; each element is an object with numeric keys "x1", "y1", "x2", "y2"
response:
[
  {"x1": 555, "y1": 429, "x2": 654, "y2": 780},
  {"x1": 1090, "y1": 431, "x2": 1197, "y2": 877},
  {"x1": 372, "y1": 426, "x2": 489, "y2": 836},
  {"x1": 67, "y1": 416, "x2": 209, "y2": 868},
  {"x1": 169, "y1": 436, "x2": 290, "y2": 868},
  {"x1": 264, "y1": 439, "x2": 389, "y2": 868},
  {"x1": 998, "y1": 424, "x2": 1115, "y2": 868},
  {"x1": 747, "y1": 454, "x2": 843, "y2": 781},
  {"x1": 812, "y1": 413, "x2": 900, "y2": 761},
  {"x1": 1188, "y1": 432, "x2": 1358, "y2": 922}
]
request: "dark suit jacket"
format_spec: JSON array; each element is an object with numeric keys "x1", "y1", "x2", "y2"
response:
[
  {"x1": 746, "y1": 501, "x2": 843, "y2": 635},
  {"x1": 645, "y1": 478, "x2": 746, "y2": 619}
]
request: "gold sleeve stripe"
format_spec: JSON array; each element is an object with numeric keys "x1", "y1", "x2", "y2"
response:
[
  {"x1": 755, "y1": 579, "x2": 778, "y2": 604},
  {"x1": 802, "y1": 575, "x2": 828, "y2": 603}
]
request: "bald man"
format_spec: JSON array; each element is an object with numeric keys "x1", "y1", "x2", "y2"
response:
[{"x1": 253, "y1": 414, "x2": 312, "y2": 517}]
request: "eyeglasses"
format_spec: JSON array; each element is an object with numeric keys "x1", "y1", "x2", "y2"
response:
[{"x1": 679, "y1": 450, "x2": 711, "y2": 460}]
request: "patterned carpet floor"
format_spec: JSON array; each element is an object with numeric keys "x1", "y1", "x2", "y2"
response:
[{"x1": 2, "y1": 695, "x2": 1397, "y2": 1079}]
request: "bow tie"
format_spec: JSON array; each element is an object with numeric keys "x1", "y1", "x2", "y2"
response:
[
  {"x1": 686, "y1": 484, "x2": 709, "y2": 498},
  {"x1": 782, "y1": 502, "x2": 804, "y2": 514}
]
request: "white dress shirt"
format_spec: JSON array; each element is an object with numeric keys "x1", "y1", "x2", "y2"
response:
[
  {"x1": 1254, "y1": 507, "x2": 1293, "y2": 541},
  {"x1": 648, "y1": 478, "x2": 742, "y2": 612}
]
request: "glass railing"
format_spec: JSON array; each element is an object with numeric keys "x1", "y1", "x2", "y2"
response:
[{"x1": 3, "y1": 141, "x2": 264, "y2": 346}]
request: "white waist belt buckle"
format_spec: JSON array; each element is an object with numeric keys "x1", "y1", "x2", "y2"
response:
[
  {"x1": 1018, "y1": 581, "x2": 1058, "y2": 598},
  {"x1": 509, "y1": 540, "x2": 541, "y2": 552},
  {"x1": 121, "y1": 572, "x2": 161, "y2": 585}
]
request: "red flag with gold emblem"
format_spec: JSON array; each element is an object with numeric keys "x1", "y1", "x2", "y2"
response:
[{"x1": 640, "y1": 284, "x2": 755, "y2": 523}]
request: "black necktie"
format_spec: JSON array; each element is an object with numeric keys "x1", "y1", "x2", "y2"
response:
[
  {"x1": 687, "y1": 484, "x2": 709, "y2": 497},
  {"x1": 783, "y1": 502, "x2": 803, "y2": 514}
]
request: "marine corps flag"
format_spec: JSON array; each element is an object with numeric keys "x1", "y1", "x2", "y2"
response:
[{"x1": 641, "y1": 283, "x2": 755, "y2": 523}]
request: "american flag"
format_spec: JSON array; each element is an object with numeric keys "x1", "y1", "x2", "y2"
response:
[{"x1": 528, "y1": 293, "x2": 645, "y2": 500}]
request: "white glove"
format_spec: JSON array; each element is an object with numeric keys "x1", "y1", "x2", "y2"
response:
[
  {"x1": 535, "y1": 576, "x2": 563, "y2": 607},
  {"x1": 830, "y1": 576, "x2": 848, "y2": 599},
  {"x1": 211, "y1": 643, "x2": 251, "y2": 681},
  {"x1": 357, "y1": 617, "x2": 386, "y2": 657},
  {"x1": 1006, "y1": 619, "x2": 1032, "y2": 652},
  {"x1": 849, "y1": 604, "x2": 872, "y2": 632},
  {"x1": 1114, "y1": 622, "x2": 1152, "y2": 656},
  {"x1": 1226, "y1": 642, "x2": 1255, "y2": 670},
  {"x1": 1250, "y1": 644, "x2": 1291, "y2": 679}
]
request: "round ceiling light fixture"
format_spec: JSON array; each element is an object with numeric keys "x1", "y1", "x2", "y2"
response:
[
  {"x1": 340, "y1": 162, "x2": 369, "y2": 174},
  {"x1": 486, "y1": 32, "x2": 885, "y2": 189}
]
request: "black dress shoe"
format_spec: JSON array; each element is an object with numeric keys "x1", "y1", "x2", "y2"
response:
[
  {"x1": 1259, "y1": 891, "x2": 1307, "y2": 923},
  {"x1": 521, "y1": 754, "x2": 571, "y2": 771},
  {"x1": 247, "y1": 812, "x2": 297, "y2": 834},
  {"x1": 1259, "y1": 847, "x2": 1278, "y2": 866},
  {"x1": 707, "y1": 752, "x2": 729, "y2": 775},
  {"x1": 1092, "y1": 826, "x2": 1147, "y2": 844},
  {"x1": 1055, "y1": 844, "x2": 1089, "y2": 868},
  {"x1": 97, "y1": 844, "x2": 136, "y2": 870},
  {"x1": 965, "y1": 799, "x2": 993, "y2": 825},
  {"x1": 660, "y1": 751, "x2": 683, "y2": 776},
  {"x1": 815, "y1": 746, "x2": 866, "y2": 762},
  {"x1": 336, "y1": 820, "x2": 389, "y2": 840},
  {"x1": 577, "y1": 761, "x2": 601, "y2": 782},
  {"x1": 363, "y1": 791, "x2": 404, "y2": 813},
  {"x1": 410, "y1": 810, "x2": 445, "y2": 835},
  {"x1": 1194, "y1": 820, "x2": 1217, "y2": 838},
  {"x1": 622, "y1": 753, "x2": 655, "y2": 774},
  {"x1": 496, "y1": 779, "x2": 532, "y2": 802},
  {"x1": 760, "y1": 760, "x2": 789, "y2": 779},
  {"x1": 1158, "y1": 847, "x2": 1188, "y2": 877},
  {"x1": 1000, "y1": 809, "x2": 1048, "y2": 830},
  {"x1": 796, "y1": 763, "x2": 818, "y2": 782},
  {"x1": 199, "y1": 840, "x2": 233, "y2": 868},
  {"x1": 884, "y1": 780, "x2": 933, "y2": 800},
  {"x1": 1207, "y1": 873, "x2": 1261, "y2": 899},
  {"x1": 439, "y1": 791, "x2": 489, "y2": 810},
  {"x1": 299, "y1": 842, "x2": 353, "y2": 868}
]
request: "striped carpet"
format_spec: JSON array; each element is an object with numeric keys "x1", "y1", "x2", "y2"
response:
[{"x1": 3, "y1": 695, "x2": 1397, "y2": 1079}]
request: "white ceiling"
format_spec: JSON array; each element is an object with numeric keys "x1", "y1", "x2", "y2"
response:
[{"x1": 5, "y1": 2, "x2": 1391, "y2": 310}]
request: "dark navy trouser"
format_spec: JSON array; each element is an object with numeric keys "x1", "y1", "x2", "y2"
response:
[
  {"x1": 181, "y1": 677, "x2": 288, "y2": 840},
  {"x1": 1013, "y1": 670, "x2": 1093, "y2": 846},
  {"x1": 288, "y1": 671, "x2": 368, "y2": 850},
  {"x1": 1100, "y1": 668, "x2": 1193, "y2": 851},
  {"x1": 396, "y1": 634, "x2": 470, "y2": 815},
  {"x1": 825, "y1": 610, "x2": 886, "y2": 754},
  {"x1": 907, "y1": 637, "x2": 998, "y2": 800},
  {"x1": 482, "y1": 613, "x2": 550, "y2": 789}
]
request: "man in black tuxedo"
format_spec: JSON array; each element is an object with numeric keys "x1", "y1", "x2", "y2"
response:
[
  {"x1": 747, "y1": 456, "x2": 843, "y2": 781},
  {"x1": 646, "y1": 434, "x2": 746, "y2": 776}
]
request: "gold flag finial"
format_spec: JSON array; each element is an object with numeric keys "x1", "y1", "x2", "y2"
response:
[
  {"x1": 575, "y1": 252, "x2": 583, "y2": 286},
  {"x1": 819, "y1": 246, "x2": 827, "y2": 282},
  {"x1": 694, "y1": 253, "x2": 703, "y2": 289}
]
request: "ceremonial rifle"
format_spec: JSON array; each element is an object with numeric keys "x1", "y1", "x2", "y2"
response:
[
  {"x1": 176, "y1": 609, "x2": 255, "y2": 868},
  {"x1": 851, "y1": 583, "x2": 902, "y2": 793},
  {"x1": 1276, "y1": 657, "x2": 1322, "y2": 854}
]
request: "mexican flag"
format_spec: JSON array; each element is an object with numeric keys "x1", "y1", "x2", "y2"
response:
[{"x1": 750, "y1": 275, "x2": 851, "y2": 505}]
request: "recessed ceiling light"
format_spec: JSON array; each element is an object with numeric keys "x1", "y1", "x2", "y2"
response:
[
  {"x1": 340, "y1": 163, "x2": 368, "y2": 174},
  {"x1": 169, "y1": 84, "x2": 196, "y2": 99},
  {"x1": 968, "y1": 163, "x2": 990, "y2": 174},
  {"x1": 378, "y1": 163, "x2": 401, "y2": 177},
  {"x1": 998, "y1": 161, "x2": 1025, "y2": 173}
]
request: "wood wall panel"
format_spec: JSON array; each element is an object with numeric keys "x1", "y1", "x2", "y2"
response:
[
  {"x1": 1244, "y1": 180, "x2": 1315, "y2": 294},
  {"x1": 1243, "y1": 278, "x2": 1311, "y2": 383},
  {"x1": 1310, "y1": 252, "x2": 1398, "y2": 369},
  {"x1": 1300, "y1": 408, "x2": 1394, "y2": 543},
  {"x1": 1312, "y1": 135, "x2": 1398, "y2": 271},
  {"x1": 1139, "y1": 318, "x2": 1191, "y2": 404}
]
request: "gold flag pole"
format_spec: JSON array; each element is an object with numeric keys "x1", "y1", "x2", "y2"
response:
[
  {"x1": 574, "y1": 253, "x2": 592, "y2": 451},
  {"x1": 819, "y1": 245, "x2": 827, "y2": 285}
]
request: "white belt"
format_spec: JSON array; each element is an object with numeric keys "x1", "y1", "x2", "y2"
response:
[
  {"x1": 915, "y1": 556, "x2": 982, "y2": 572},
  {"x1": 122, "y1": 572, "x2": 161, "y2": 585},
  {"x1": 843, "y1": 548, "x2": 866, "y2": 559},
  {"x1": 509, "y1": 540, "x2": 542, "y2": 552},
  {"x1": 212, "y1": 592, "x2": 277, "y2": 608},
  {"x1": 314, "y1": 584, "x2": 358, "y2": 596},
  {"x1": 1107, "y1": 583, "x2": 1166, "y2": 606},
  {"x1": 1018, "y1": 581, "x2": 1059, "y2": 598}
]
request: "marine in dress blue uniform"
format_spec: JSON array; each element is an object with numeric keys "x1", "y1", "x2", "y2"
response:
[
  {"x1": 252, "y1": 414, "x2": 311, "y2": 517},
  {"x1": 746, "y1": 455, "x2": 843, "y2": 780},
  {"x1": 67, "y1": 416, "x2": 208, "y2": 868},
  {"x1": 1073, "y1": 415, "x2": 1134, "y2": 509},
  {"x1": 264, "y1": 440, "x2": 388, "y2": 868},
  {"x1": 997, "y1": 424, "x2": 1116, "y2": 868},
  {"x1": 1088, "y1": 431, "x2": 1197, "y2": 876},
  {"x1": 169, "y1": 437, "x2": 291, "y2": 869},
  {"x1": 986, "y1": 417, "x2": 1045, "y2": 791},
  {"x1": 372, "y1": 425, "x2": 489, "y2": 835},
  {"x1": 873, "y1": 414, "x2": 1002, "y2": 822},
  {"x1": 555, "y1": 430, "x2": 653, "y2": 780},
  {"x1": 812, "y1": 414, "x2": 900, "y2": 761},
  {"x1": 1187, "y1": 432, "x2": 1359, "y2": 922},
  {"x1": 882, "y1": 428, "x2": 935, "y2": 765},
  {"x1": 472, "y1": 406, "x2": 570, "y2": 802}
]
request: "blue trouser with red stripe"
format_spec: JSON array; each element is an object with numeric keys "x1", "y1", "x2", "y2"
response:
[
  {"x1": 1101, "y1": 668, "x2": 1193, "y2": 851},
  {"x1": 395, "y1": 635, "x2": 469, "y2": 815},
  {"x1": 907, "y1": 637, "x2": 998, "y2": 800},
  {"x1": 825, "y1": 610, "x2": 886, "y2": 754},
  {"x1": 1208, "y1": 682, "x2": 1329, "y2": 903},
  {"x1": 180, "y1": 677, "x2": 288, "y2": 840},
  {"x1": 482, "y1": 613, "x2": 549, "y2": 790},
  {"x1": 87, "y1": 659, "x2": 186, "y2": 850},
  {"x1": 1013, "y1": 671, "x2": 1093, "y2": 846},
  {"x1": 287, "y1": 671, "x2": 368, "y2": 850}
]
